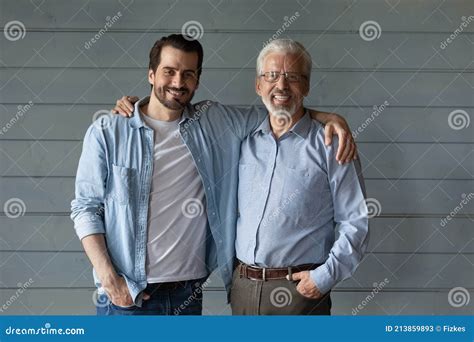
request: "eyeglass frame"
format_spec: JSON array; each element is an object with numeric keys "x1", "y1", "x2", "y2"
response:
[{"x1": 258, "y1": 71, "x2": 309, "y2": 83}]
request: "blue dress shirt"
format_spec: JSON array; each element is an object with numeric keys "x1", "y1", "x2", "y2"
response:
[{"x1": 235, "y1": 111, "x2": 369, "y2": 294}]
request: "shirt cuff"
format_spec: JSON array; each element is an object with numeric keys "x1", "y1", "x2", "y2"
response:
[
  {"x1": 74, "y1": 215, "x2": 105, "y2": 240},
  {"x1": 310, "y1": 264, "x2": 336, "y2": 295},
  {"x1": 120, "y1": 274, "x2": 142, "y2": 307}
]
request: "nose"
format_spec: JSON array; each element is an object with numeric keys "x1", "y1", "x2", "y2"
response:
[
  {"x1": 171, "y1": 73, "x2": 184, "y2": 88},
  {"x1": 275, "y1": 73, "x2": 289, "y2": 89}
]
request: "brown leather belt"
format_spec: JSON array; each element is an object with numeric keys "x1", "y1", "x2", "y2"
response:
[{"x1": 238, "y1": 260, "x2": 322, "y2": 281}]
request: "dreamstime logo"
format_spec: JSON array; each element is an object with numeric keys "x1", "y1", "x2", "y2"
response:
[
  {"x1": 4, "y1": 322, "x2": 85, "y2": 335},
  {"x1": 352, "y1": 101, "x2": 389, "y2": 139},
  {"x1": 263, "y1": 11, "x2": 300, "y2": 47},
  {"x1": 180, "y1": 100, "x2": 212, "y2": 134},
  {"x1": 359, "y1": 21, "x2": 382, "y2": 41},
  {"x1": 261, "y1": 189, "x2": 300, "y2": 228},
  {"x1": 352, "y1": 278, "x2": 389, "y2": 315},
  {"x1": 361, "y1": 198, "x2": 382, "y2": 218},
  {"x1": 440, "y1": 193, "x2": 473, "y2": 227},
  {"x1": 440, "y1": 16, "x2": 474, "y2": 50},
  {"x1": 92, "y1": 289, "x2": 111, "y2": 308},
  {"x1": 448, "y1": 287, "x2": 470, "y2": 308},
  {"x1": 173, "y1": 278, "x2": 211, "y2": 315},
  {"x1": 271, "y1": 110, "x2": 292, "y2": 130},
  {"x1": 92, "y1": 109, "x2": 114, "y2": 130},
  {"x1": 3, "y1": 198, "x2": 26, "y2": 218},
  {"x1": 270, "y1": 287, "x2": 292, "y2": 308},
  {"x1": 448, "y1": 109, "x2": 470, "y2": 130},
  {"x1": 83, "y1": 12, "x2": 122, "y2": 49},
  {"x1": 0, "y1": 101, "x2": 34, "y2": 136},
  {"x1": 181, "y1": 198, "x2": 204, "y2": 218},
  {"x1": 4, "y1": 20, "x2": 26, "y2": 41},
  {"x1": 181, "y1": 21, "x2": 204, "y2": 40},
  {"x1": 0, "y1": 278, "x2": 34, "y2": 313}
]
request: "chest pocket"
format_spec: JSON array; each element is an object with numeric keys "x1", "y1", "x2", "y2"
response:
[
  {"x1": 108, "y1": 164, "x2": 134, "y2": 205},
  {"x1": 282, "y1": 167, "x2": 331, "y2": 228},
  {"x1": 283, "y1": 167, "x2": 330, "y2": 201}
]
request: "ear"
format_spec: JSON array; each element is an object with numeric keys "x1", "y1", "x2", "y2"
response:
[
  {"x1": 195, "y1": 77, "x2": 200, "y2": 91},
  {"x1": 302, "y1": 79, "x2": 310, "y2": 97},
  {"x1": 255, "y1": 76, "x2": 263, "y2": 96},
  {"x1": 148, "y1": 69, "x2": 155, "y2": 86}
]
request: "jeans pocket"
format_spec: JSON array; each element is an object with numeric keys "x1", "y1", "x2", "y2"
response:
[{"x1": 110, "y1": 302, "x2": 137, "y2": 310}]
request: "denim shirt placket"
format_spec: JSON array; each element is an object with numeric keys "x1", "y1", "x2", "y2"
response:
[{"x1": 134, "y1": 125, "x2": 154, "y2": 286}]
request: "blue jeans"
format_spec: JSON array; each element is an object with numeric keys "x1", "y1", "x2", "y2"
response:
[{"x1": 96, "y1": 277, "x2": 206, "y2": 315}]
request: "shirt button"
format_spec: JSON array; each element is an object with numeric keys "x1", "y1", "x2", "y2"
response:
[
  {"x1": 197, "y1": 159, "x2": 201, "y2": 162},
  {"x1": 212, "y1": 212, "x2": 216, "y2": 216},
  {"x1": 207, "y1": 187, "x2": 210, "y2": 190}
]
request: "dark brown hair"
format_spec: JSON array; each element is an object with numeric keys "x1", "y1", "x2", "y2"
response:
[{"x1": 148, "y1": 34, "x2": 204, "y2": 79}]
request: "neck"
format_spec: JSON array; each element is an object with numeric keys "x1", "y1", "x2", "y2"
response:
[
  {"x1": 269, "y1": 106, "x2": 305, "y2": 138},
  {"x1": 141, "y1": 92, "x2": 183, "y2": 121}
]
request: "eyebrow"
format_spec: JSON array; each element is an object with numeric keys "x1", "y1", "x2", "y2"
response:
[{"x1": 162, "y1": 66, "x2": 197, "y2": 73}]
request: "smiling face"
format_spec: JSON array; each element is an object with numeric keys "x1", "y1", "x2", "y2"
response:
[
  {"x1": 256, "y1": 52, "x2": 309, "y2": 117},
  {"x1": 148, "y1": 45, "x2": 199, "y2": 110}
]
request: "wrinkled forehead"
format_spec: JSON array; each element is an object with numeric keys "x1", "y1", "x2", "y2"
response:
[{"x1": 261, "y1": 52, "x2": 306, "y2": 73}]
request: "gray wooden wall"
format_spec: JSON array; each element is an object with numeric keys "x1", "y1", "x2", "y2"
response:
[{"x1": 1, "y1": 0, "x2": 473, "y2": 315}]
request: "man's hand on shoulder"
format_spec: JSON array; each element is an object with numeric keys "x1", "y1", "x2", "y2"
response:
[
  {"x1": 111, "y1": 96, "x2": 140, "y2": 117},
  {"x1": 310, "y1": 110, "x2": 358, "y2": 164}
]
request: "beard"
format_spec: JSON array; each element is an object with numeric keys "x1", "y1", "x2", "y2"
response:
[
  {"x1": 261, "y1": 90, "x2": 305, "y2": 130},
  {"x1": 154, "y1": 85, "x2": 195, "y2": 110},
  {"x1": 261, "y1": 91, "x2": 298, "y2": 117}
]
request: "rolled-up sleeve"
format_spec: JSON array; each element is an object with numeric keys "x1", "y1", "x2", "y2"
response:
[
  {"x1": 70, "y1": 124, "x2": 108, "y2": 240},
  {"x1": 310, "y1": 136, "x2": 369, "y2": 294}
]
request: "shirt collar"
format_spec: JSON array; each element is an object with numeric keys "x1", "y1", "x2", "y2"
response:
[
  {"x1": 253, "y1": 115, "x2": 272, "y2": 135},
  {"x1": 129, "y1": 96, "x2": 149, "y2": 129},
  {"x1": 252, "y1": 108, "x2": 312, "y2": 139},
  {"x1": 129, "y1": 96, "x2": 194, "y2": 129},
  {"x1": 290, "y1": 110, "x2": 312, "y2": 139}
]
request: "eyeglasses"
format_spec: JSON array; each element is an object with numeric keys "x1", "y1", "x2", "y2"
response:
[{"x1": 259, "y1": 71, "x2": 308, "y2": 83}]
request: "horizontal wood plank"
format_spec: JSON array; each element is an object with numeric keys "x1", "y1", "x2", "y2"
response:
[
  {"x1": 1, "y1": 32, "x2": 472, "y2": 69},
  {"x1": 1, "y1": 0, "x2": 473, "y2": 32}
]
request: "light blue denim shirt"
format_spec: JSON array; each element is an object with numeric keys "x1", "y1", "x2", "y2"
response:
[
  {"x1": 235, "y1": 112, "x2": 369, "y2": 294},
  {"x1": 71, "y1": 97, "x2": 266, "y2": 305}
]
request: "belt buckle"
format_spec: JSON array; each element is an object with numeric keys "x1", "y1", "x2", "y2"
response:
[{"x1": 262, "y1": 267, "x2": 266, "y2": 281}]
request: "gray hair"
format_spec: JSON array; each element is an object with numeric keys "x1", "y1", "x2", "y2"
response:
[{"x1": 257, "y1": 39, "x2": 312, "y2": 81}]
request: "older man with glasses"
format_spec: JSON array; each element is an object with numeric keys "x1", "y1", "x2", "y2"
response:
[{"x1": 231, "y1": 39, "x2": 369, "y2": 315}]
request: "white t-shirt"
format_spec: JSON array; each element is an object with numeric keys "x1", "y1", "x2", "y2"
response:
[{"x1": 142, "y1": 113, "x2": 208, "y2": 283}]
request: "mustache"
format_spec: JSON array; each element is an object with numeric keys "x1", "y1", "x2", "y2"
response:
[
  {"x1": 271, "y1": 90, "x2": 291, "y2": 96},
  {"x1": 164, "y1": 86, "x2": 189, "y2": 93}
]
